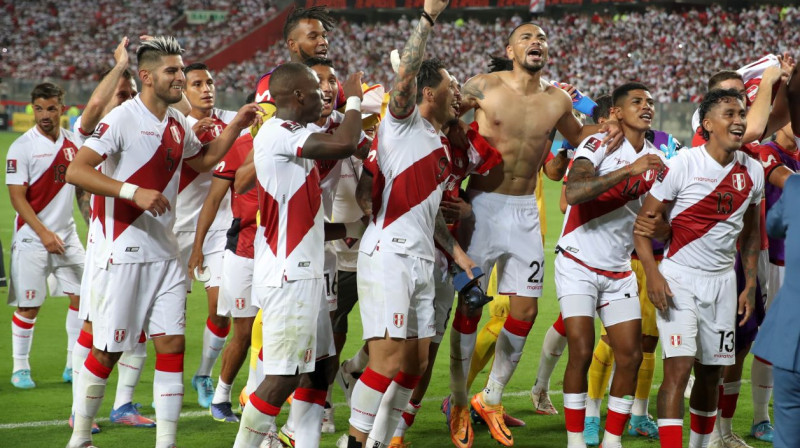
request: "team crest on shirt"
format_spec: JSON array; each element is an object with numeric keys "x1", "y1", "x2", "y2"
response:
[
  {"x1": 63, "y1": 146, "x2": 76, "y2": 162},
  {"x1": 114, "y1": 329, "x2": 127, "y2": 343},
  {"x1": 393, "y1": 313, "x2": 405, "y2": 328},
  {"x1": 731, "y1": 173, "x2": 747, "y2": 191},
  {"x1": 6, "y1": 159, "x2": 16, "y2": 174},
  {"x1": 235, "y1": 298, "x2": 246, "y2": 310},
  {"x1": 169, "y1": 125, "x2": 182, "y2": 145},
  {"x1": 211, "y1": 124, "x2": 223, "y2": 138},
  {"x1": 643, "y1": 169, "x2": 655, "y2": 182},
  {"x1": 670, "y1": 334, "x2": 682, "y2": 347},
  {"x1": 24, "y1": 290, "x2": 36, "y2": 300},
  {"x1": 584, "y1": 137, "x2": 602, "y2": 153}
]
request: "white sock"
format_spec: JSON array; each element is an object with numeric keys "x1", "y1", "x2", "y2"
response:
[
  {"x1": 533, "y1": 325, "x2": 567, "y2": 393},
  {"x1": 392, "y1": 401, "x2": 420, "y2": 437},
  {"x1": 212, "y1": 378, "x2": 233, "y2": 405},
  {"x1": 197, "y1": 319, "x2": 228, "y2": 377},
  {"x1": 154, "y1": 354, "x2": 184, "y2": 448},
  {"x1": 349, "y1": 369, "x2": 392, "y2": 434},
  {"x1": 631, "y1": 397, "x2": 649, "y2": 417},
  {"x1": 71, "y1": 338, "x2": 91, "y2": 414},
  {"x1": 244, "y1": 364, "x2": 257, "y2": 397},
  {"x1": 487, "y1": 319, "x2": 531, "y2": 404},
  {"x1": 344, "y1": 346, "x2": 369, "y2": 374},
  {"x1": 114, "y1": 349, "x2": 146, "y2": 409},
  {"x1": 11, "y1": 312, "x2": 35, "y2": 372},
  {"x1": 69, "y1": 354, "x2": 111, "y2": 447},
  {"x1": 751, "y1": 357, "x2": 773, "y2": 423},
  {"x1": 234, "y1": 395, "x2": 278, "y2": 448},
  {"x1": 370, "y1": 379, "x2": 415, "y2": 445},
  {"x1": 567, "y1": 431, "x2": 587, "y2": 448},
  {"x1": 449, "y1": 327, "x2": 477, "y2": 407},
  {"x1": 586, "y1": 397, "x2": 602, "y2": 419},
  {"x1": 483, "y1": 377, "x2": 506, "y2": 406},
  {"x1": 65, "y1": 306, "x2": 80, "y2": 369},
  {"x1": 292, "y1": 388, "x2": 326, "y2": 448}
]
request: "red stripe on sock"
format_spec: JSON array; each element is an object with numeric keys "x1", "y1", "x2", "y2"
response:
[
  {"x1": 206, "y1": 317, "x2": 231, "y2": 338},
  {"x1": 552, "y1": 313, "x2": 566, "y2": 336},
  {"x1": 402, "y1": 411, "x2": 416, "y2": 427},
  {"x1": 359, "y1": 368, "x2": 392, "y2": 393},
  {"x1": 658, "y1": 425, "x2": 682, "y2": 448},
  {"x1": 503, "y1": 316, "x2": 533, "y2": 337},
  {"x1": 138, "y1": 331, "x2": 146, "y2": 343},
  {"x1": 258, "y1": 348, "x2": 263, "y2": 361},
  {"x1": 719, "y1": 393, "x2": 739, "y2": 419},
  {"x1": 68, "y1": 305, "x2": 79, "y2": 312},
  {"x1": 12, "y1": 314, "x2": 35, "y2": 329},
  {"x1": 394, "y1": 371, "x2": 422, "y2": 390},
  {"x1": 690, "y1": 411, "x2": 717, "y2": 434},
  {"x1": 605, "y1": 408, "x2": 630, "y2": 437},
  {"x1": 563, "y1": 406, "x2": 585, "y2": 433},
  {"x1": 452, "y1": 309, "x2": 480, "y2": 334},
  {"x1": 84, "y1": 353, "x2": 112, "y2": 379},
  {"x1": 294, "y1": 388, "x2": 327, "y2": 406},
  {"x1": 77, "y1": 330, "x2": 93, "y2": 348},
  {"x1": 754, "y1": 355, "x2": 772, "y2": 366},
  {"x1": 155, "y1": 353, "x2": 184, "y2": 373},
  {"x1": 249, "y1": 393, "x2": 281, "y2": 416}
]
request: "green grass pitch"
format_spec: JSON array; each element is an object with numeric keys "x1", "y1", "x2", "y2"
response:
[{"x1": 0, "y1": 130, "x2": 771, "y2": 446}]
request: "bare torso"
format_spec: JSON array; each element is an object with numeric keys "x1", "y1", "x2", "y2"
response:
[{"x1": 466, "y1": 71, "x2": 574, "y2": 196}]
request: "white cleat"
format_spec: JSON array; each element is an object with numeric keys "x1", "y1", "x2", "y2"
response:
[
  {"x1": 529, "y1": 387, "x2": 559, "y2": 415},
  {"x1": 721, "y1": 433, "x2": 754, "y2": 448},
  {"x1": 336, "y1": 434, "x2": 349, "y2": 448},
  {"x1": 321, "y1": 406, "x2": 335, "y2": 433}
]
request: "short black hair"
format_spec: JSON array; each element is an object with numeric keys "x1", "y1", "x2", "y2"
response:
[
  {"x1": 31, "y1": 82, "x2": 65, "y2": 104},
  {"x1": 506, "y1": 22, "x2": 543, "y2": 46},
  {"x1": 416, "y1": 58, "x2": 447, "y2": 104},
  {"x1": 707, "y1": 70, "x2": 742, "y2": 91},
  {"x1": 283, "y1": 6, "x2": 335, "y2": 40},
  {"x1": 99, "y1": 67, "x2": 133, "y2": 81},
  {"x1": 612, "y1": 82, "x2": 650, "y2": 106},
  {"x1": 592, "y1": 95, "x2": 613, "y2": 123},
  {"x1": 184, "y1": 62, "x2": 209, "y2": 76},
  {"x1": 698, "y1": 88, "x2": 744, "y2": 141},
  {"x1": 269, "y1": 62, "x2": 314, "y2": 100},
  {"x1": 488, "y1": 56, "x2": 513, "y2": 73},
  {"x1": 303, "y1": 57, "x2": 334, "y2": 69}
]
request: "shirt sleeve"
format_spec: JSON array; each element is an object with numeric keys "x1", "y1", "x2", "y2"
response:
[
  {"x1": 572, "y1": 134, "x2": 607, "y2": 167},
  {"x1": 181, "y1": 115, "x2": 203, "y2": 160},
  {"x1": 649, "y1": 156, "x2": 681, "y2": 203},
  {"x1": 82, "y1": 109, "x2": 124, "y2": 158},
  {"x1": 282, "y1": 122, "x2": 313, "y2": 158},
  {"x1": 214, "y1": 137, "x2": 250, "y2": 181},
  {"x1": 758, "y1": 144, "x2": 784, "y2": 181},
  {"x1": 749, "y1": 158, "x2": 765, "y2": 206},
  {"x1": 5, "y1": 140, "x2": 29, "y2": 185}
]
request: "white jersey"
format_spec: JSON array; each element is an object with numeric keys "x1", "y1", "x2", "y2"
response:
[
  {"x1": 5, "y1": 127, "x2": 82, "y2": 247},
  {"x1": 72, "y1": 115, "x2": 93, "y2": 146},
  {"x1": 252, "y1": 117, "x2": 324, "y2": 287},
  {"x1": 174, "y1": 109, "x2": 236, "y2": 231},
  {"x1": 558, "y1": 134, "x2": 665, "y2": 272},
  {"x1": 331, "y1": 156, "x2": 363, "y2": 271},
  {"x1": 650, "y1": 146, "x2": 764, "y2": 272},
  {"x1": 359, "y1": 107, "x2": 453, "y2": 261},
  {"x1": 82, "y1": 96, "x2": 202, "y2": 265}
]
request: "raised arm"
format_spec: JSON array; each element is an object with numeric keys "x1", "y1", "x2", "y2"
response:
[
  {"x1": 743, "y1": 65, "x2": 784, "y2": 143},
  {"x1": 298, "y1": 72, "x2": 364, "y2": 160},
  {"x1": 78, "y1": 37, "x2": 130, "y2": 135},
  {"x1": 184, "y1": 103, "x2": 261, "y2": 173}
]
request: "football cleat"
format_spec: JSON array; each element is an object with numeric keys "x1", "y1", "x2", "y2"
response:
[
  {"x1": 278, "y1": 424, "x2": 295, "y2": 447},
  {"x1": 63, "y1": 367, "x2": 73, "y2": 383},
  {"x1": 335, "y1": 362, "x2": 358, "y2": 406},
  {"x1": 69, "y1": 413, "x2": 101, "y2": 434},
  {"x1": 529, "y1": 387, "x2": 558, "y2": 415},
  {"x1": 389, "y1": 436, "x2": 411, "y2": 448},
  {"x1": 110, "y1": 402, "x2": 156, "y2": 427},
  {"x1": 11, "y1": 369, "x2": 35, "y2": 389},
  {"x1": 721, "y1": 433, "x2": 754, "y2": 448},
  {"x1": 750, "y1": 420, "x2": 774, "y2": 442},
  {"x1": 449, "y1": 404, "x2": 474, "y2": 448},
  {"x1": 260, "y1": 431, "x2": 283, "y2": 448},
  {"x1": 210, "y1": 402, "x2": 240, "y2": 423},
  {"x1": 321, "y1": 404, "x2": 335, "y2": 433},
  {"x1": 191, "y1": 375, "x2": 214, "y2": 408},
  {"x1": 584, "y1": 416, "x2": 600, "y2": 446},
  {"x1": 627, "y1": 414, "x2": 658, "y2": 438},
  {"x1": 470, "y1": 393, "x2": 513, "y2": 446}
]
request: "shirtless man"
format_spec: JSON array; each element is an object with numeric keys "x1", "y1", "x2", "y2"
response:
[{"x1": 449, "y1": 22, "x2": 622, "y2": 447}]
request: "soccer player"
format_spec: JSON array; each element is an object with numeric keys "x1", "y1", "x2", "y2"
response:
[
  {"x1": 634, "y1": 88, "x2": 764, "y2": 448},
  {"x1": 65, "y1": 36, "x2": 259, "y2": 448},
  {"x1": 452, "y1": 22, "x2": 622, "y2": 447},
  {"x1": 178, "y1": 62, "x2": 239, "y2": 409},
  {"x1": 232, "y1": 62, "x2": 364, "y2": 448},
  {"x1": 6, "y1": 82, "x2": 87, "y2": 389},
  {"x1": 557, "y1": 83, "x2": 665, "y2": 448}
]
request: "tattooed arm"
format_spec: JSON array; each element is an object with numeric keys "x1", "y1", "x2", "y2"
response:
[
  {"x1": 75, "y1": 187, "x2": 91, "y2": 224},
  {"x1": 565, "y1": 155, "x2": 664, "y2": 205},
  {"x1": 434, "y1": 209, "x2": 476, "y2": 274},
  {"x1": 737, "y1": 204, "x2": 760, "y2": 326},
  {"x1": 458, "y1": 74, "x2": 487, "y2": 115}
]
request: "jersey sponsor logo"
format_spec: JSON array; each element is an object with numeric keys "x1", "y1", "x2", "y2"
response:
[
  {"x1": 731, "y1": 172, "x2": 747, "y2": 191},
  {"x1": 393, "y1": 312, "x2": 405, "y2": 328},
  {"x1": 25, "y1": 290, "x2": 36, "y2": 300},
  {"x1": 114, "y1": 329, "x2": 127, "y2": 343},
  {"x1": 670, "y1": 334, "x2": 682, "y2": 347},
  {"x1": 6, "y1": 159, "x2": 16, "y2": 174},
  {"x1": 584, "y1": 137, "x2": 602, "y2": 153},
  {"x1": 255, "y1": 90, "x2": 272, "y2": 104},
  {"x1": 93, "y1": 123, "x2": 110, "y2": 139},
  {"x1": 280, "y1": 121, "x2": 304, "y2": 133},
  {"x1": 63, "y1": 146, "x2": 76, "y2": 162},
  {"x1": 169, "y1": 124, "x2": 182, "y2": 146},
  {"x1": 235, "y1": 298, "x2": 246, "y2": 310},
  {"x1": 215, "y1": 160, "x2": 226, "y2": 173},
  {"x1": 761, "y1": 154, "x2": 777, "y2": 169}
]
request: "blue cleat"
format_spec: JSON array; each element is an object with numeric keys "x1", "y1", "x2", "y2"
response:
[
  {"x1": 210, "y1": 402, "x2": 239, "y2": 423},
  {"x1": 11, "y1": 369, "x2": 35, "y2": 389},
  {"x1": 628, "y1": 414, "x2": 659, "y2": 438},
  {"x1": 63, "y1": 367, "x2": 73, "y2": 383},
  {"x1": 584, "y1": 416, "x2": 601, "y2": 446},
  {"x1": 110, "y1": 402, "x2": 156, "y2": 427},
  {"x1": 191, "y1": 375, "x2": 214, "y2": 408},
  {"x1": 750, "y1": 420, "x2": 774, "y2": 442}
]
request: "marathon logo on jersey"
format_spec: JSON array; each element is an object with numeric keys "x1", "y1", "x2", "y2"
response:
[
  {"x1": 6, "y1": 159, "x2": 16, "y2": 174},
  {"x1": 25, "y1": 290, "x2": 36, "y2": 301},
  {"x1": 63, "y1": 146, "x2": 76, "y2": 162},
  {"x1": 670, "y1": 334, "x2": 682, "y2": 347},
  {"x1": 732, "y1": 173, "x2": 747, "y2": 191},
  {"x1": 93, "y1": 123, "x2": 110, "y2": 139},
  {"x1": 114, "y1": 329, "x2": 127, "y2": 343},
  {"x1": 656, "y1": 166, "x2": 669, "y2": 182},
  {"x1": 169, "y1": 125, "x2": 182, "y2": 145},
  {"x1": 281, "y1": 121, "x2": 304, "y2": 133},
  {"x1": 393, "y1": 313, "x2": 405, "y2": 328},
  {"x1": 235, "y1": 298, "x2": 246, "y2": 310},
  {"x1": 584, "y1": 137, "x2": 602, "y2": 153},
  {"x1": 304, "y1": 348, "x2": 313, "y2": 363}
]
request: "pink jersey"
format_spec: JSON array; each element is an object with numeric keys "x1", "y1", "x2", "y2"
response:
[
  {"x1": 82, "y1": 96, "x2": 202, "y2": 265},
  {"x1": 6, "y1": 127, "x2": 82, "y2": 245},
  {"x1": 650, "y1": 146, "x2": 764, "y2": 272},
  {"x1": 252, "y1": 117, "x2": 324, "y2": 287},
  {"x1": 558, "y1": 134, "x2": 665, "y2": 272},
  {"x1": 360, "y1": 107, "x2": 453, "y2": 261},
  {"x1": 174, "y1": 108, "x2": 237, "y2": 231}
]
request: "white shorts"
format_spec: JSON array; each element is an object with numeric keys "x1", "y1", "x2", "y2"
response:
[
  {"x1": 218, "y1": 250, "x2": 258, "y2": 318},
  {"x1": 323, "y1": 244, "x2": 338, "y2": 312},
  {"x1": 87, "y1": 258, "x2": 187, "y2": 352},
  {"x1": 8, "y1": 231, "x2": 84, "y2": 307},
  {"x1": 657, "y1": 260, "x2": 737, "y2": 366},
  {"x1": 432, "y1": 249, "x2": 456, "y2": 344},
  {"x1": 465, "y1": 191, "x2": 544, "y2": 298},
  {"x1": 766, "y1": 262, "x2": 784, "y2": 311},
  {"x1": 554, "y1": 254, "x2": 641, "y2": 327},
  {"x1": 254, "y1": 278, "x2": 334, "y2": 375},
  {"x1": 357, "y1": 249, "x2": 436, "y2": 340},
  {"x1": 176, "y1": 229, "x2": 226, "y2": 291}
]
